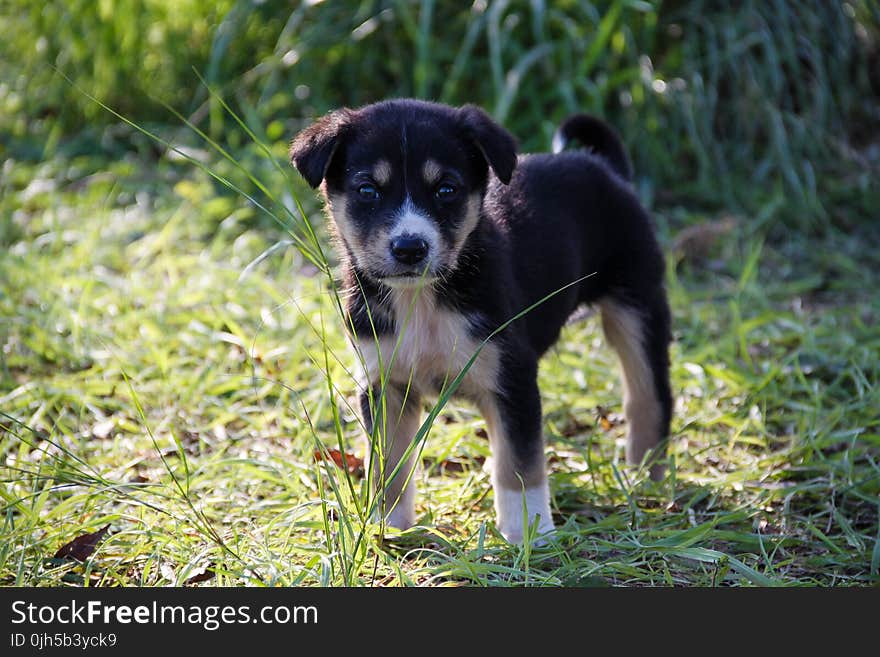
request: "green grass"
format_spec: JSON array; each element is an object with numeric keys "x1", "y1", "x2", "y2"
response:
[
  {"x1": 4, "y1": 1, "x2": 877, "y2": 229},
  {"x1": 1, "y1": 145, "x2": 877, "y2": 586},
  {"x1": 1, "y1": 0, "x2": 878, "y2": 587}
]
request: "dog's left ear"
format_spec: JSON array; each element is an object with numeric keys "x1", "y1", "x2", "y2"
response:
[
  {"x1": 289, "y1": 108, "x2": 355, "y2": 188},
  {"x1": 457, "y1": 105, "x2": 518, "y2": 184}
]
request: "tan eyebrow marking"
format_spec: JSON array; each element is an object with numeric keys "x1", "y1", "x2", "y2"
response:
[
  {"x1": 372, "y1": 159, "x2": 392, "y2": 186},
  {"x1": 422, "y1": 159, "x2": 442, "y2": 185}
]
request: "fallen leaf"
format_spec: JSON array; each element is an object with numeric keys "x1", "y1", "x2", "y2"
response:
[
  {"x1": 184, "y1": 564, "x2": 216, "y2": 586},
  {"x1": 424, "y1": 455, "x2": 487, "y2": 474},
  {"x1": 560, "y1": 417, "x2": 593, "y2": 438},
  {"x1": 672, "y1": 216, "x2": 738, "y2": 262},
  {"x1": 53, "y1": 524, "x2": 111, "y2": 562},
  {"x1": 594, "y1": 406, "x2": 623, "y2": 431},
  {"x1": 159, "y1": 561, "x2": 178, "y2": 583},
  {"x1": 314, "y1": 448, "x2": 364, "y2": 476}
]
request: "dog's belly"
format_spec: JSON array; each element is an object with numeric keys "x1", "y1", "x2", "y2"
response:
[{"x1": 355, "y1": 290, "x2": 500, "y2": 401}]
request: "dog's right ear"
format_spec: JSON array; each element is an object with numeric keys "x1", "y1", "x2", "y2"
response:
[{"x1": 289, "y1": 108, "x2": 354, "y2": 188}]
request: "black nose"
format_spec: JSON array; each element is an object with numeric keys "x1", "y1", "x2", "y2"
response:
[{"x1": 390, "y1": 236, "x2": 429, "y2": 265}]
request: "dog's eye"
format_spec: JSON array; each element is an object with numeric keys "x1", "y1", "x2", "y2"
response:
[
  {"x1": 435, "y1": 183, "x2": 457, "y2": 201},
  {"x1": 358, "y1": 183, "x2": 380, "y2": 201}
]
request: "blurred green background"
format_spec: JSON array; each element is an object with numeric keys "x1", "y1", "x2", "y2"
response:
[
  {"x1": 2, "y1": 0, "x2": 878, "y2": 231},
  {"x1": 2, "y1": 1, "x2": 880, "y2": 587}
]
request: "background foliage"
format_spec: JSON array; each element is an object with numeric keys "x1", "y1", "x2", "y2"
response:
[
  {"x1": 3, "y1": 0, "x2": 878, "y2": 227},
  {"x1": 1, "y1": 1, "x2": 878, "y2": 586}
]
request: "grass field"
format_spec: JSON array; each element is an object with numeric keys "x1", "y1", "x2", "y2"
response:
[{"x1": 1, "y1": 1, "x2": 879, "y2": 587}]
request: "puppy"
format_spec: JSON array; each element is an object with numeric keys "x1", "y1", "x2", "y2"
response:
[{"x1": 290, "y1": 99, "x2": 672, "y2": 544}]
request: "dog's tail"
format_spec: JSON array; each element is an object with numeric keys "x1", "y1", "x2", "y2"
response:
[{"x1": 552, "y1": 114, "x2": 632, "y2": 181}]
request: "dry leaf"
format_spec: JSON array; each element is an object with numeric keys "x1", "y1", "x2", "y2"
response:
[
  {"x1": 560, "y1": 417, "x2": 593, "y2": 438},
  {"x1": 53, "y1": 524, "x2": 111, "y2": 562},
  {"x1": 184, "y1": 564, "x2": 216, "y2": 586},
  {"x1": 672, "y1": 216, "x2": 738, "y2": 262},
  {"x1": 314, "y1": 448, "x2": 364, "y2": 475},
  {"x1": 425, "y1": 455, "x2": 487, "y2": 474},
  {"x1": 594, "y1": 406, "x2": 622, "y2": 431}
]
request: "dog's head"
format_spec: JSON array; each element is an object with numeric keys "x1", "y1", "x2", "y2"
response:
[{"x1": 290, "y1": 99, "x2": 517, "y2": 287}]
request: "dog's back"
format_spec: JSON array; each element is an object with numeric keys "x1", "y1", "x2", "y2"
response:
[{"x1": 483, "y1": 130, "x2": 667, "y2": 362}]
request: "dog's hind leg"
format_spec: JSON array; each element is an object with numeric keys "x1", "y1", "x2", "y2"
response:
[
  {"x1": 479, "y1": 358, "x2": 554, "y2": 544},
  {"x1": 361, "y1": 385, "x2": 421, "y2": 530},
  {"x1": 599, "y1": 294, "x2": 672, "y2": 480}
]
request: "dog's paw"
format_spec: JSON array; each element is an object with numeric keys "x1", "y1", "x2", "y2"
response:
[
  {"x1": 494, "y1": 484, "x2": 555, "y2": 546},
  {"x1": 648, "y1": 461, "x2": 666, "y2": 482},
  {"x1": 371, "y1": 484, "x2": 417, "y2": 531},
  {"x1": 384, "y1": 504, "x2": 416, "y2": 531},
  {"x1": 499, "y1": 515, "x2": 555, "y2": 546}
]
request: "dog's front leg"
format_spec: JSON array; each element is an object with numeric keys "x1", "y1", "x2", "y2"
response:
[
  {"x1": 361, "y1": 385, "x2": 422, "y2": 531},
  {"x1": 480, "y1": 361, "x2": 554, "y2": 544}
]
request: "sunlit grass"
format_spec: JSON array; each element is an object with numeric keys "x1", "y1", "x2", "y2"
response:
[
  {"x1": 1, "y1": 144, "x2": 877, "y2": 585},
  {"x1": 1, "y1": 0, "x2": 878, "y2": 587}
]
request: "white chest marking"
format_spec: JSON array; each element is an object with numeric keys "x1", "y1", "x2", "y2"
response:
[{"x1": 356, "y1": 289, "x2": 499, "y2": 401}]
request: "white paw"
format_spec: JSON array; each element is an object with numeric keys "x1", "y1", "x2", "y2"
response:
[
  {"x1": 494, "y1": 484, "x2": 555, "y2": 545},
  {"x1": 373, "y1": 483, "x2": 416, "y2": 531},
  {"x1": 499, "y1": 514, "x2": 555, "y2": 545},
  {"x1": 385, "y1": 503, "x2": 415, "y2": 531}
]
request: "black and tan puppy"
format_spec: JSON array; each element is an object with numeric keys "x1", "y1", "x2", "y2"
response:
[{"x1": 290, "y1": 99, "x2": 671, "y2": 543}]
